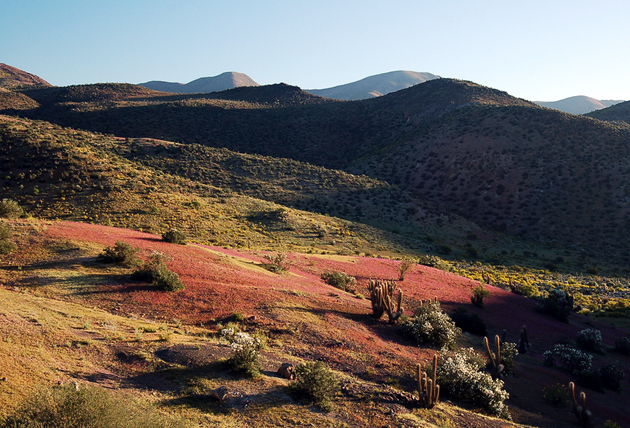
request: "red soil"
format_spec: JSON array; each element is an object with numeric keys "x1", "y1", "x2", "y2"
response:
[{"x1": 35, "y1": 222, "x2": 630, "y2": 426}]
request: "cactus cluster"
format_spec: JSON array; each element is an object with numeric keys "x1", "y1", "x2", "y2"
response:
[
  {"x1": 367, "y1": 279, "x2": 403, "y2": 323},
  {"x1": 570, "y1": 382, "x2": 591, "y2": 427},
  {"x1": 484, "y1": 335, "x2": 505, "y2": 379},
  {"x1": 417, "y1": 354, "x2": 440, "y2": 408}
]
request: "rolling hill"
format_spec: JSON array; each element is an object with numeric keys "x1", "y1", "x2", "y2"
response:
[
  {"x1": 0, "y1": 63, "x2": 51, "y2": 89},
  {"x1": 306, "y1": 70, "x2": 439, "y2": 100},
  {"x1": 534, "y1": 95, "x2": 624, "y2": 114},
  {"x1": 139, "y1": 71, "x2": 259, "y2": 93},
  {"x1": 586, "y1": 100, "x2": 630, "y2": 125}
]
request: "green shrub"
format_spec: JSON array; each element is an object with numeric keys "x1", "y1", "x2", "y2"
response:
[
  {"x1": 471, "y1": 284, "x2": 490, "y2": 308},
  {"x1": 398, "y1": 260, "x2": 413, "y2": 281},
  {"x1": 133, "y1": 252, "x2": 185, "y2": 292},
  {"x1": 450, "y1": 307, "x2": 487, "y2": 336},
  {"x1": 98, "y1": 241, "x2": 140, "y2": 268},
  {"x1": 615, "y1": 336, "x2": 630, "y2": 355},
  {"x1": 576, "y1": 329, "x2": 603, "y2": 353},
  {"x1": 500, "y1": 341, "x2": 518, "y2": 374},
  {"x1": 400, "y1": 299, "x2": 460, "y2": 348},
  {"x1": 437, "y1": 347, "x2": 511, "y2": 419},
  {"x1": 289, "y1": 361, "x2": 339, "y2": 411},
  {"x1": 0, "y1": 198, "x2": 23, "y2": 219},
  {"x1": 543, "y1": 383, "x2": 570, "y2": 407},
  {"x1": 535, "y1": 289, "x2": 573, "y2": 322},
  {"x1": 0, "y1": 383, "x2": 184, "y2": 428},
  {"x1": 320, "y1": 271, "x2": 356, "y2": 291},
  {"x1": 0, "y1": 222, "x2": 15, "y2": 255},
  {"x1": 0, "y1": 221, "x2": 11, "y2": 241},
  {"x1": 220, "y1": 329, "x2": 262, "y2": 378},
  {"x1": 162, "y1": 228, "x2": 187, "y2": 245},
  {"x1": 261, "y1": 252, "x2": 288, "y2": 273},
  {"x1": 417, "y1": 254, "x2": 448, "y2": 269},
  {"x1": 599, "y1": 364, "x2": 625, "y2": 391}
]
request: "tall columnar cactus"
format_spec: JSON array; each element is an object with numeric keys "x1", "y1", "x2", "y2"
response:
[
  {"x1": 484, "y1": 335, "x2": 505, "y2": 379},
  {"x1": 367, "y1": 279, "x2": 403, "y2": 323},
  {"x1": 417, "y1": 354, "x2": 440, "y2": 408},
  {"x1": 570, "y1": 382, "x2": 591, "y2": 427},
  {"x1": 517, "y1": 325, "x2": 530, "y2": 354}
]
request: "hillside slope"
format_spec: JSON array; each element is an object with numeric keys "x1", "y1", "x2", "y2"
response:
[
  {"x1": 2, "y1": 220, "x2": 629, "y2": 427},
  {"x1": 534, "y1": 95, "x2": 620, "y2": 114},
  {"x1": 0, "y1": 63, "x2": 51, "y2": 89},
  {"x1": 586, "y1": 100, "x2": 630, "y2": 125}
]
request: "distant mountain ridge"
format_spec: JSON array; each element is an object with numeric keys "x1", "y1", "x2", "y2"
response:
[
  {"x1": 139, "y1": 72, "x2": 259, "y2": 93},
  {"x1": 586, "y1": 100, "x2": 630, "y2": 125},
  {"x1": 306, "y1": 70, "x2": 440, "y2": 100},
  {"x1": 534, "y1": 95, "x2": 624, "y2": 114},
  {"x1": 0, "y1": 63, "x2": 51, "y2": 89}
]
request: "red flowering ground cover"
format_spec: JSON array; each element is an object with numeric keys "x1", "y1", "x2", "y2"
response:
[{"x1": 29, "y1": 222, "x2": 630, "y2": 426}]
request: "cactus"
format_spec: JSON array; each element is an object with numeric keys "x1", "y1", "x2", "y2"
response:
[
  {"x1": 484, "y1": 335, "x2": 505, "y2": 379},
  {"x1": 570, "y1": 382, "x2": 591, "y2": 427},
  {"x1": 417, "y1": 354, "x2": 440, "y2": 408},
  {"x1": 367, "y1": 279, "x2": 404, "y2": 323},
  {"x1": 517, "y1": 325, "x2": 530, "y2": 354}
]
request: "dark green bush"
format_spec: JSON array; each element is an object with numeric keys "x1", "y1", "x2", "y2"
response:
[
  {"x1": 98, "y1": 241, "x2": 140, "y2": 268},
  {"x1": 320, "y1": 271, "x2": 356, "y2": 291},
  {"x1": 162, "y1": 228, "x2": 187, "y2": 245},
  {"x1": 0, "y1": 384, "x2": 184, "y2": 428},
  {"x1": 599, "y1": 364, "x2": 625, "y2": 391},
  {"x1": 471, "y1": 284, "x2": 490, "y2": 308},
  {"x1": 576, "y1": 329, "x2": 603, "y2": 354},
  {"x1": 543, "y1": 383, "x2": 570, "y2": 407},
  {"x1": 535, "y1": 289, "x2": 573, "y2": 322},
  {"x1": 0, "y1": 198, "x2": 23, "y2": 219},
  {"x1": 261, "y1": 252, "x2": 288, "y2": 273},
  {"x1": 0, "y1": 239, "x2": 16, "y2": 255},
  {"x1": 450, "y1": 306, "x2": 487, "y2": 336},
  {"x1": 615, "y1": 336, "x2": 630, "y2": 355},
  {"x1": 288, "y1": 361, "x2": 339, "y2": 411},
  {"x1": 133, "y1": 252, "x2": 185, "y2": 292}
]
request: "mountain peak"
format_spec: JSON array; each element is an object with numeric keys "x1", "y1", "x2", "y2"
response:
[
  {"x1": 0, "y1": 63, "x2": 51, "y2": 89},
  {"x1": 306, "y1": 70, "x2": 440, "y2": 100},
  {"x1": 139, "y1": 72, "x2": 258, "y2": 94}
]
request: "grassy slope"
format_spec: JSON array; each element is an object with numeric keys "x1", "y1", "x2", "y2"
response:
[
  {"x1": 1, "y1": 219, "x2": 629, "y2": 427},
  {"x1": 6, "y1": 79, "x2": 630, "y2": 269}
]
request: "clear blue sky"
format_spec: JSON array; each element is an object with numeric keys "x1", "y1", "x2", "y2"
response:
[{"x1": 2, "y1": 0, "x2": 629, "y2": 101}]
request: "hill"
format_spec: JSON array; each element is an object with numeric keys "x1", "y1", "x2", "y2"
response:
[
  {"x1": 586, "y1": 100, "x2": 630, "y2": 125},
  {"x1": 1, "y1": 219, "x2": 629, "y2": 427},
  {"x1": 139, "y1": 71, "x2": 259, "y2": 93},
  {"x1": 534, "y1": 96, "x2": 624, "y2": 114},
  {"x1": 306, "y1": 70, "x2": 439, "y2": 100},
  {"x1": 0, "y1": 63, "x2": 51, "y2": 90}
]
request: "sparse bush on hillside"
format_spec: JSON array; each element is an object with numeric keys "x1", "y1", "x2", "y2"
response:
[
  {"x1": 576, "y1": 329, "x2": 603, "y2": 354},
  {"x1": 288, "y1": 361, "x2": 339, "y2": 411},
  {"x1": 615, "y1": 336, "x2": 630, "y2": 355},
  {"x1": 437, "y1": 347, "x2": 511, "y2": 419},
  {"x1": 98, "y1": 241, "x2": 141, "y2": 268},
  {"x1": 321, "y1": 271, "x2": 356, "y2": 292},
  {"x1": 599, "y1": 364, "x2": 625, "y2": 391},
  {"x1": 400, "y1": 299, "x2": 460, "y2": 348},
  {"x1": 133, "y1": 251, "x2": 185, "y2": 292},
  {"x1": 221, "y1": 329, "x2": 262, "y2": 378},
  {"x1": 536, "y1": 289, "x2": 573, "y2": 322},
  {"x1": 0, "y1": 383, "x2": 184, "y2": 428},
  {"x1": 471, "y1": 284, "x2": 490, "y2": 308},
  {"x1": 261, "y1": 252, "x2": 288, "y2": 273},
  {"x1": 162, "y1": 228, "x2": 187, "y2": 245},
  {"x1": 450, "y1": 307, "x2": 487, "y2": 336},
  {"x1": 0, "y1": 198, "x2": 23, "y2": 219},
  {"x1": 543, "y1": 344, "x2": 592, "y2": 377},
  {"x1": 543, "y1": 383, "x2": 570, "y2": 407},
  {"x1": 0, "y1": 221, "x2": 15, "y2": 255},
  {"x1": 398, "y1": 260, "x2": 413, "y2": 281}
]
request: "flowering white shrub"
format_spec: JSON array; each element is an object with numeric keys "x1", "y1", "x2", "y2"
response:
[
  {"x1": 501, "y1": 342, "x2": 518, "y2": 374},
  {"x1": 437, "y1": 347, "x2": 511, "y2": 419},
  {"x1": 543, "y1": 344, "x2": 592, "y2": 377},
  {"x1": 576, "y1": 329, "x2": 603, "y2": 353},
  {"x1": 400, "y1": 299, "x2": 460, "y2": 348},
  {"x1": 221, "y1": 330, "x2": 262, "y2": 377}
]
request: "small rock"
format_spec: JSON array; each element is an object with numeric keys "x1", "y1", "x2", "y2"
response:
[
  {"x1": 277, "y1": 362, "x2": 296, "y2": 380},
  {"x1": 209, "y1": 386, "x2": 229, "y2": 401}
]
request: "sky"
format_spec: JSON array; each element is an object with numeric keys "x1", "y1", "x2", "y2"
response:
[{"x1": 2, "y1": 0, "x2": 629, "y2": 101}]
